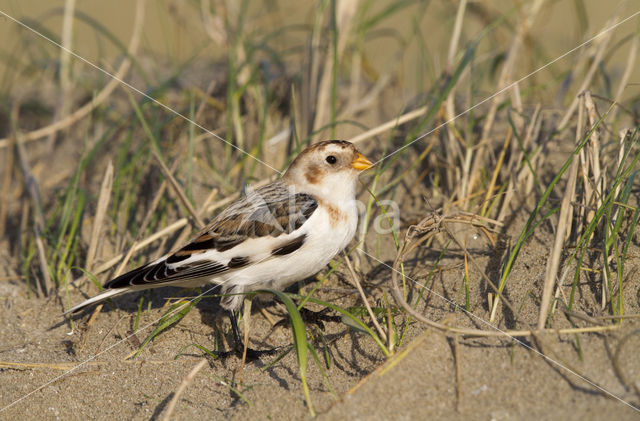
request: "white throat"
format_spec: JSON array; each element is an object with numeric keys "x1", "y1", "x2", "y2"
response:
[{"x1": 294, "y1": 171, "x2": 358, "y2": 208}]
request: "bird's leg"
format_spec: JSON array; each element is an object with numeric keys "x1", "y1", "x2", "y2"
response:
[
  {"x1": 228, "y1": 310, "x2": 280, "y2": 360},
  {"x1": 228, "y1": 309, "x2": 244, "y2": 352}
]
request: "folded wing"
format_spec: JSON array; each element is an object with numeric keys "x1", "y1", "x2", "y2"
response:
[{"x1": 104, "y1": 182, "x2": 318, "y2": 289}]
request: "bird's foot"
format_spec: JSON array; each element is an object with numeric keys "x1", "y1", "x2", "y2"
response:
[
  {"x1": 227, "y1": 309, "x2": 281, "y2": 361},
  {"x1": 235, "y1": 345, "x2": 282, "y2": 362},
  {"x1": 199, "y1": 346, "x2": 280, "y2": 361},
  {"x1": 276, "y1": 307, "x2": 341, "y2": 330}
]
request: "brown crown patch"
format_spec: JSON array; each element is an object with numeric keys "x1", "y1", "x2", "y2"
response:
[{"x1": 305, "y1": 140, "x2": 352, "y2": 153}]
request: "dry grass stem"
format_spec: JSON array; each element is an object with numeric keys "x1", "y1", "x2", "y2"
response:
[
  {"x1": 0, "y1": 361, "x2": 100, "y2": 370},
  {"x1": 603, "y1": 34, "x2": 638, "y2": 144},
  {"x1": 13, "y1": 104, "x2": 52, "y2": 296},
  {"x1": 537, "y1": 133, "x2": 580, "y2": 329},
  {"x1": 46, "y1": 0, "x2": 76, "y2": 153},
  {"x1": 465, "y1": 0, "x2": 544, "y2": 204},
  {"x1": 480, "y1": 127, "x2": 511, "y2": 216},
  {"x1": 152, "y1": 150, "x2": 205, "y2": 229},
  {"x1": 444, "y1": 0, "x2": 468, "y2": 190},
  {"x1": 162, "y1": 358, "x2": 208, "y2": 421},
  {"x1": 343, "y1": 253, "x2": 387, "y2": 344},
  {"x1": 576, "y1": 95, "x2": 589, "y2": 235},
  {"x1": 496, "y1": 105, "x2": 541, "y2": 222},
  {"x1": 0, "y1": 134, "x2": 15, "y2": 238},
  {"x1": 582, "y1": 91, "x2": 608, "y2": 308},
  {"x1": 85, "y1": 161, "x2": 114, "y2": 272},
  {"x1": 556, "y1": 15, "x2": 618, "y2": 131},
  {"x1": 87, "y1": 240, "x2": 138, "y2": 326},
  {"x1": 349, "y1": 105, "x2": 428, "y2": 145},
  {"x1": 312, "y1": 0, "x2": 358, "y2": 135}
]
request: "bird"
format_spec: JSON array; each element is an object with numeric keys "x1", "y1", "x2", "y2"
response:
[{"x1": 65, "y1": 140, "x2": 373, "y2": 356}]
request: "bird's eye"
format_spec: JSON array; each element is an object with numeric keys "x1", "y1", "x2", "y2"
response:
[{"x1": 326, "y1": 155, "x2": 337, "y2": 164}]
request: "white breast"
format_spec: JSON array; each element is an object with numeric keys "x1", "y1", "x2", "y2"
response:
[{"x1": 213, "y1": 199, "x2": 358, "y2": 309}]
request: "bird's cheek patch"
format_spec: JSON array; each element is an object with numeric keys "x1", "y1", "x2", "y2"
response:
[{"x1": 304, "y1": 164, "x2": 324, "y2": 184}]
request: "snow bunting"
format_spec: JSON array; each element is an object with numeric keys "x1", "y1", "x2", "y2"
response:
[{"x1": 66, "y1": 140, "x2": 373, "y2": 353}]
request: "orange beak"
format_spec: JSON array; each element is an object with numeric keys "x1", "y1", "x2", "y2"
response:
[{"x1": 351, "y1": 152, "x2": 373, "y2": 171}]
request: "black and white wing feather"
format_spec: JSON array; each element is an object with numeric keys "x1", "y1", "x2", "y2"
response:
[{"x1": 104, "y1": 181, "x2": 318, "y2": 289}]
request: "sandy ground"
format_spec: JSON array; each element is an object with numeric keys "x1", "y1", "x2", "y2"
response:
[
  {"x1": 2, "y1": 202, "x2": 640, "y2": 420},
  {"x1": 1, "y1": 285, "x2": 640, "y2": 420}
]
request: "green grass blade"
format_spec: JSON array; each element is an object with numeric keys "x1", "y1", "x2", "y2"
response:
[
  {"x1": 291, "y1": 294, "x2": 390, "y2": 358},
  {"x1": 175, "y1": 343, "x2": 222, "y2": 360},
  {"x1": 133, "y1": 297, "x2": 201, "y2": 359},
  {"x1": 260, "y1": 289, "x2": 314, "y2": 417}
]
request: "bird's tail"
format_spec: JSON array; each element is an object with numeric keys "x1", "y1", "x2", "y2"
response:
[{"x1": 63, "y1": 288, "x2": 126, "y2": 316}]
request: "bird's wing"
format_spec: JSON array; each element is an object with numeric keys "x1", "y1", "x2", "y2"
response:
[{"x1": 104, "y1": 182, "x2": 318, "y2": 289}]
